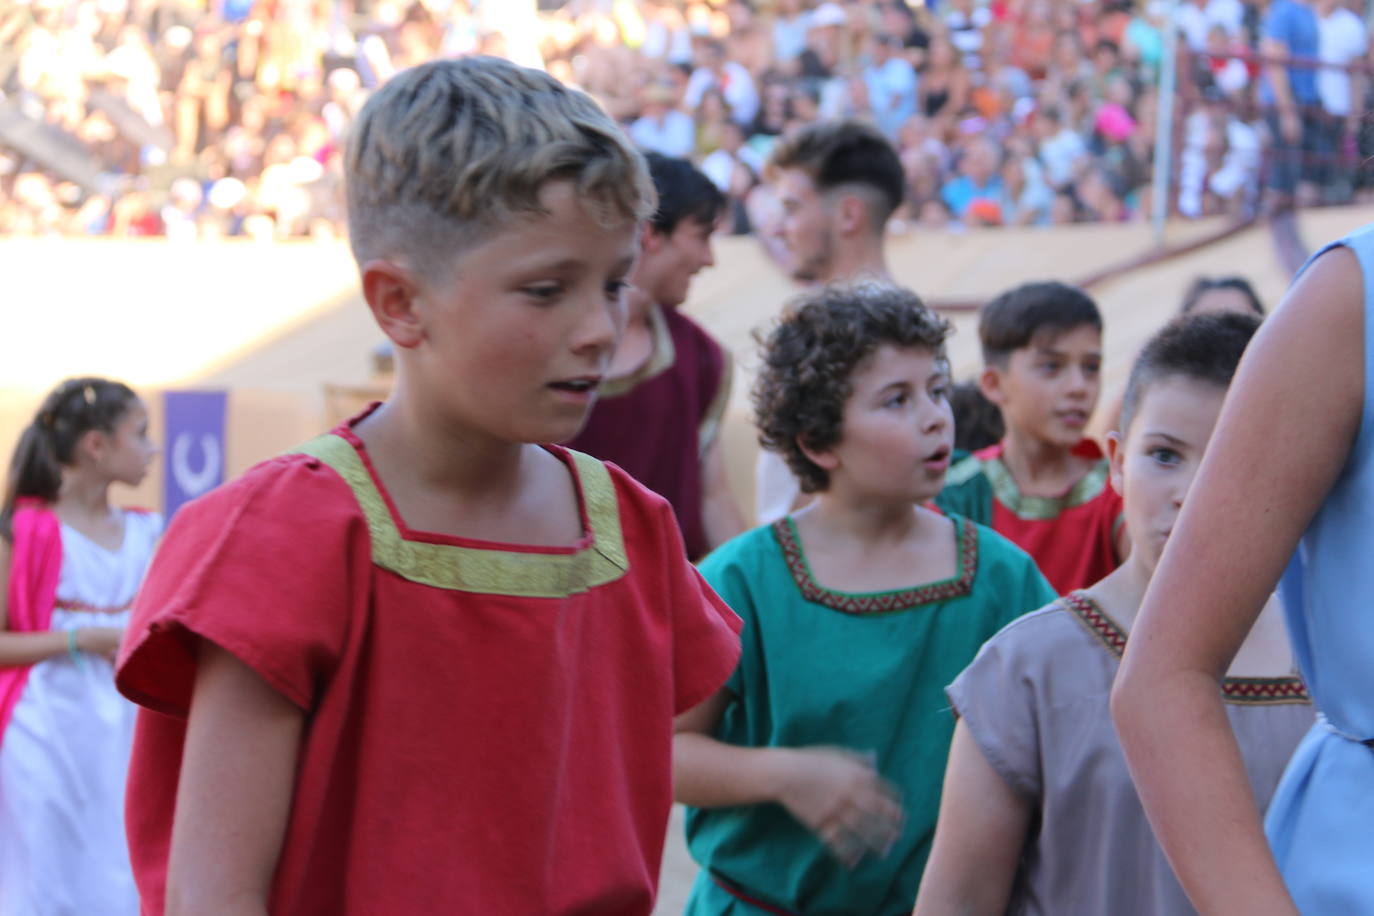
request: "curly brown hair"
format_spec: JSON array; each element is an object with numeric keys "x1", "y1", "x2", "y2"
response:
[{"x1": 754, "y1": 283, "x2": 952, "y2": 494}]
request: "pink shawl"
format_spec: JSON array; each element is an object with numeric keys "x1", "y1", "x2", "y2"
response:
[{"x1": 0, "y1": 500, "x2": 62, "y2": 747}]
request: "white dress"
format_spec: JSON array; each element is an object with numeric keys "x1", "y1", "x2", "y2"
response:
[{"x1": 0, "y1": 510, "x2": 162, "y2": 916}]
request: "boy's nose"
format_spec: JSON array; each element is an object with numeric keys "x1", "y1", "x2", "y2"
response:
[
  {"x1": 919, "y1": 400, "x2": 949, "y2": 433},
  {"x1": 1065, "y1": 367, "x2": 1092, "y2": 395},
  {"x1": 574, "y1": 297, "x2": 622, "y2": 354}
]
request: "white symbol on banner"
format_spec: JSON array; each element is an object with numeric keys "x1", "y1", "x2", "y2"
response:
[{"x1": 171, "y1": 433, "x2": 221, "y2": 499}]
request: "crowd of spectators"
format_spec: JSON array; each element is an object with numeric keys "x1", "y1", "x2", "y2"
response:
[{"x1": 2, "y1": 0, "x2": 1371, "y2": 240}]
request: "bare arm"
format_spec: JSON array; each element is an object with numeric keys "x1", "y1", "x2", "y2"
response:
[
  {"x1": 0, "y1": 538, "x2": 122, "y2": 667},
  {"x1": 912, "y1": 721, "x2": 1032, "y2": 916},
  {"x1": 1112, "y1": 247, "x2": 1363, "y2": 916},
  {"x1": 701, "y1": 437, "x2": 748, "y2": 550},
  {"x1": 165, "y1": 640, "x2": 305, "y2": 916},
  {"x1": 674, "y1": 688, "x2": 789, "y2": 808},
  {"x1": 674, "y1": 688, "x2": 904, "y2": 867}
]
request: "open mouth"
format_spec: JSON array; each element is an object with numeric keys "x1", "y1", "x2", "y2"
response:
[{"x1": 924, "y1": 445, "x2": 951, "y2": 466}]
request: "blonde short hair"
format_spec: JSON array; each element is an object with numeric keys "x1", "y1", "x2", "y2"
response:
[{"x1": 345, "y1": 56, "x2": 655, "y2": 280}]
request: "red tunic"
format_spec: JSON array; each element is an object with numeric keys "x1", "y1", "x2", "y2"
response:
[
  {"x1": 936, "y1": 440, "x2": 1123, "y2": 594},
  {"x1": 115, "y1": 418, "x2": 742, "y2": 915},
  {"x1": 564, "y1": 305, "x2": 731, "y2": 561}
]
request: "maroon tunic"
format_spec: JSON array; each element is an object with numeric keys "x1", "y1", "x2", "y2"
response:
[{"x1": 566, "y1": 305, "x2": 731, "y2": 561}]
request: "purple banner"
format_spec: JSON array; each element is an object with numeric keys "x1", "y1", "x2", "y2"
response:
[{"x1": 162, "y1": 391, "x2": 227, "y2": 519}]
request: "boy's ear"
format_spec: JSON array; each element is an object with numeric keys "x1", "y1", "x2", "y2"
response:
[
  {"x1": 640, "y1": 223, "x2": 666, "y2": 255},
  {"x1": 361, "y1": 259, "x2": 425, "y2": 349},
  {"x1": 835, "y1": 193, "x2": 865, "y2": 237},
  {"x1": 796, "y1": 435, "x2": 840, "y2": 474},
  {"x1": 978, "y1": 364, "x2": 1007, "y2": 408},
  {"x1": 1106, "y1": 428, "x2": 1125, "y2": 494}
]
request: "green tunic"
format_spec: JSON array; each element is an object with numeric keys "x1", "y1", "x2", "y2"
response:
[{"x1": 685, "y1": 515, "x2": 1056, "y2": 916}]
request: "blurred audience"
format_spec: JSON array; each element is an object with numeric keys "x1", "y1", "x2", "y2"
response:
[{"x1": 3, "y1": 0, "x2": 1369, "y2": 240}]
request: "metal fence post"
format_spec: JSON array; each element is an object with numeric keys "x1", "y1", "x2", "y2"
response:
[{"x1": 1152, "y1": 0, "x2": 1180, "y2": 247}]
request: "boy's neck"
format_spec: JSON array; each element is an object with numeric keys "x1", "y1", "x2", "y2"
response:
[
  {"x1": 607, "y1": 287, "x2": 659, "y2": 379},
  {"x1": 805, "y1": 487, "x2": 928, "y2": 546},
  {"x1": 1081, "y1": 554, "x2": 1152, "y2": 633},
  {"x1": 827, "y1": 239, "x2": 890, "y2": 286},
  {"x1": 998, "y1": 429, "x2": 1089, "y2": 495},
  {"x1": 353, "y1": 393, "x2": 585, "y2": 548},
  {"x1": 358, "y1": 394, "x2": 528, "y2": 500},
  {"x1": 794, "y1": 494, "x2": 956, "y2": 593},
  {"x1": 624, "y1": 282, "x2": 657, "y2": 325}
]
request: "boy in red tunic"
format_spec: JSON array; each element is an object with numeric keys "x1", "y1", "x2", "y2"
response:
[
  {"x1": 114, "y1": 57, "x2": 742, "y2": 915},
  {"x1": 565, "y1": 153, "x2": 745, "y2": 560},
  {"x1": 937, "y1": 281, "x2": 1125, "y2": 593}
]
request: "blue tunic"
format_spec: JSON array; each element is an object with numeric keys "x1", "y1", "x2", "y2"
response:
[{"x1": 1268, "y1": 222, "x2": 1374, "y2": 911}]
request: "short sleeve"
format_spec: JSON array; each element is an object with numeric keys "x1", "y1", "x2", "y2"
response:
[
  {"x1": 945, "y1": 614, "x2": 1050, "y2": 800},
  {"x1": 655, "y1": 499, "x2": 742, "y2": 715},
  {"x1": 116, "y1": 456, "x2": 361, "y2": 717},
  {"x1": 697, "y1": 538, "x2": 761, "y2": 700},
  {"x1": 672, "y1": 563, "x2": 744, "y2": 714}
]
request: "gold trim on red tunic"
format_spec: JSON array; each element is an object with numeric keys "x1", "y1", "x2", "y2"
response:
[{"x1": 291, "y1": 434, "x2": 628, "y2": 597}]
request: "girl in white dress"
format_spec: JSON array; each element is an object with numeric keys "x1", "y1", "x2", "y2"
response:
[{"x1": 0, "y1": 377, "x2": 161, "y2": 915}]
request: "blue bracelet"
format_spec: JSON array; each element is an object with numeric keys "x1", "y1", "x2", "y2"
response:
[{"x1": 66, "y1": 630, "x2": 86, "y2": 670}]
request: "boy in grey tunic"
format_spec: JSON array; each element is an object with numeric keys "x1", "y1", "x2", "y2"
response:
[{"x1": 913, "y1": 312, "x2": 1314, "y2": 916}]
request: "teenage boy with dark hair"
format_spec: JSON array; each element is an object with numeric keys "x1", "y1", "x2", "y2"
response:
[
  {"x1": 769, "y1": 118, "x2": 905, "y2": 285},
  {"x1": 757, "y1": 119, "x2": 906, "y2": 524},
  {"x1": 567, "y1": 153, "x2": 745, "y2": 560},
  {"x1": 937, "y1": 281, "x2": 1126, "y2": 593}
]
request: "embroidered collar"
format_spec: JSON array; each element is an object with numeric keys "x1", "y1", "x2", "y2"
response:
[
  {"x1": 290, "y1": 432, "x2": 628, "y2": 598},
  {"x1": 977, "y1": 440, "x2": 1112, "y2": 521},
  {"x1": 599, "y1": 304, "x2": 676, "y2": 397},
  {"x1": 1062, "y1": 592, "x2": 1309, "y2": 705},
  {"x1": 772, "y1": 515, "x2": 979, "y2": 615}
]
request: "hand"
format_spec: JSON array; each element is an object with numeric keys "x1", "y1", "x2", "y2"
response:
[
  {"x1": 1279, "y1": 109, "x2": 1301, "y2": 144},
  {"x1": 774, "y1": 746, "x2": 905, "y2": 868},
  {"x1": 74, "y1": 627, "x2": 125, "y2": 663}
]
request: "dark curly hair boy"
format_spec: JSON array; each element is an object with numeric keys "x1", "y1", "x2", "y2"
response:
[{"x1": 754, "y1": 282, "x2": 952, "y2": 493}]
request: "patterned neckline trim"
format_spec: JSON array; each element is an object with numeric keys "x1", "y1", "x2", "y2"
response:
[
  {"x1": 981, "y1": 453, "x2": 1111, "y2": 521},
  {"x1": 290, "y1": 434, "x2": 629, "y2": 598},
  {"x1": 1062, "y1": 591, "x2": 1309, "y2": 705},
  {"x1": 772, "y1": 515, "x2": 978, "y2": 615}
]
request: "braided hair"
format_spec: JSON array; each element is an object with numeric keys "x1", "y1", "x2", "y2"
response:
[{"x1": 1, "y1": 377, "x2": 138, "y2": 542}]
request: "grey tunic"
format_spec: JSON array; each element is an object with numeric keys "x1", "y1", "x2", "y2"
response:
[{"x1": 945, "y1": 593, "x2": 1314, "y2": 916}]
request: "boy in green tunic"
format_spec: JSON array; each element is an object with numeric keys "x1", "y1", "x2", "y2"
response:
[{"x1": 675, "y1": 283, "x2": 1055, "y2": 915}]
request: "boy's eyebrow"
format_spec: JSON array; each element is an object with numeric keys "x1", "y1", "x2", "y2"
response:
[
  {"x1": 510, "y1": 254, "x2": 636, "y2": 276},
  {"x1": 877, "y1": 379, "x2": 913, "y2": 392},
  {"x1": 1034, "y1": 345, "x2": 1103, "y2": 359},
  {"x1": 1141, "y1": 430, "x2": 1189, "y2": 445}
]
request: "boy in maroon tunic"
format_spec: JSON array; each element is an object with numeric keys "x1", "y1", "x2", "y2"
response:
[
  {"x1": 566, "y1": 153, "x2": 745, "y2": 560},
  {"x1": 114, "y1": 57, "x2": 741, "y2": 915}
]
